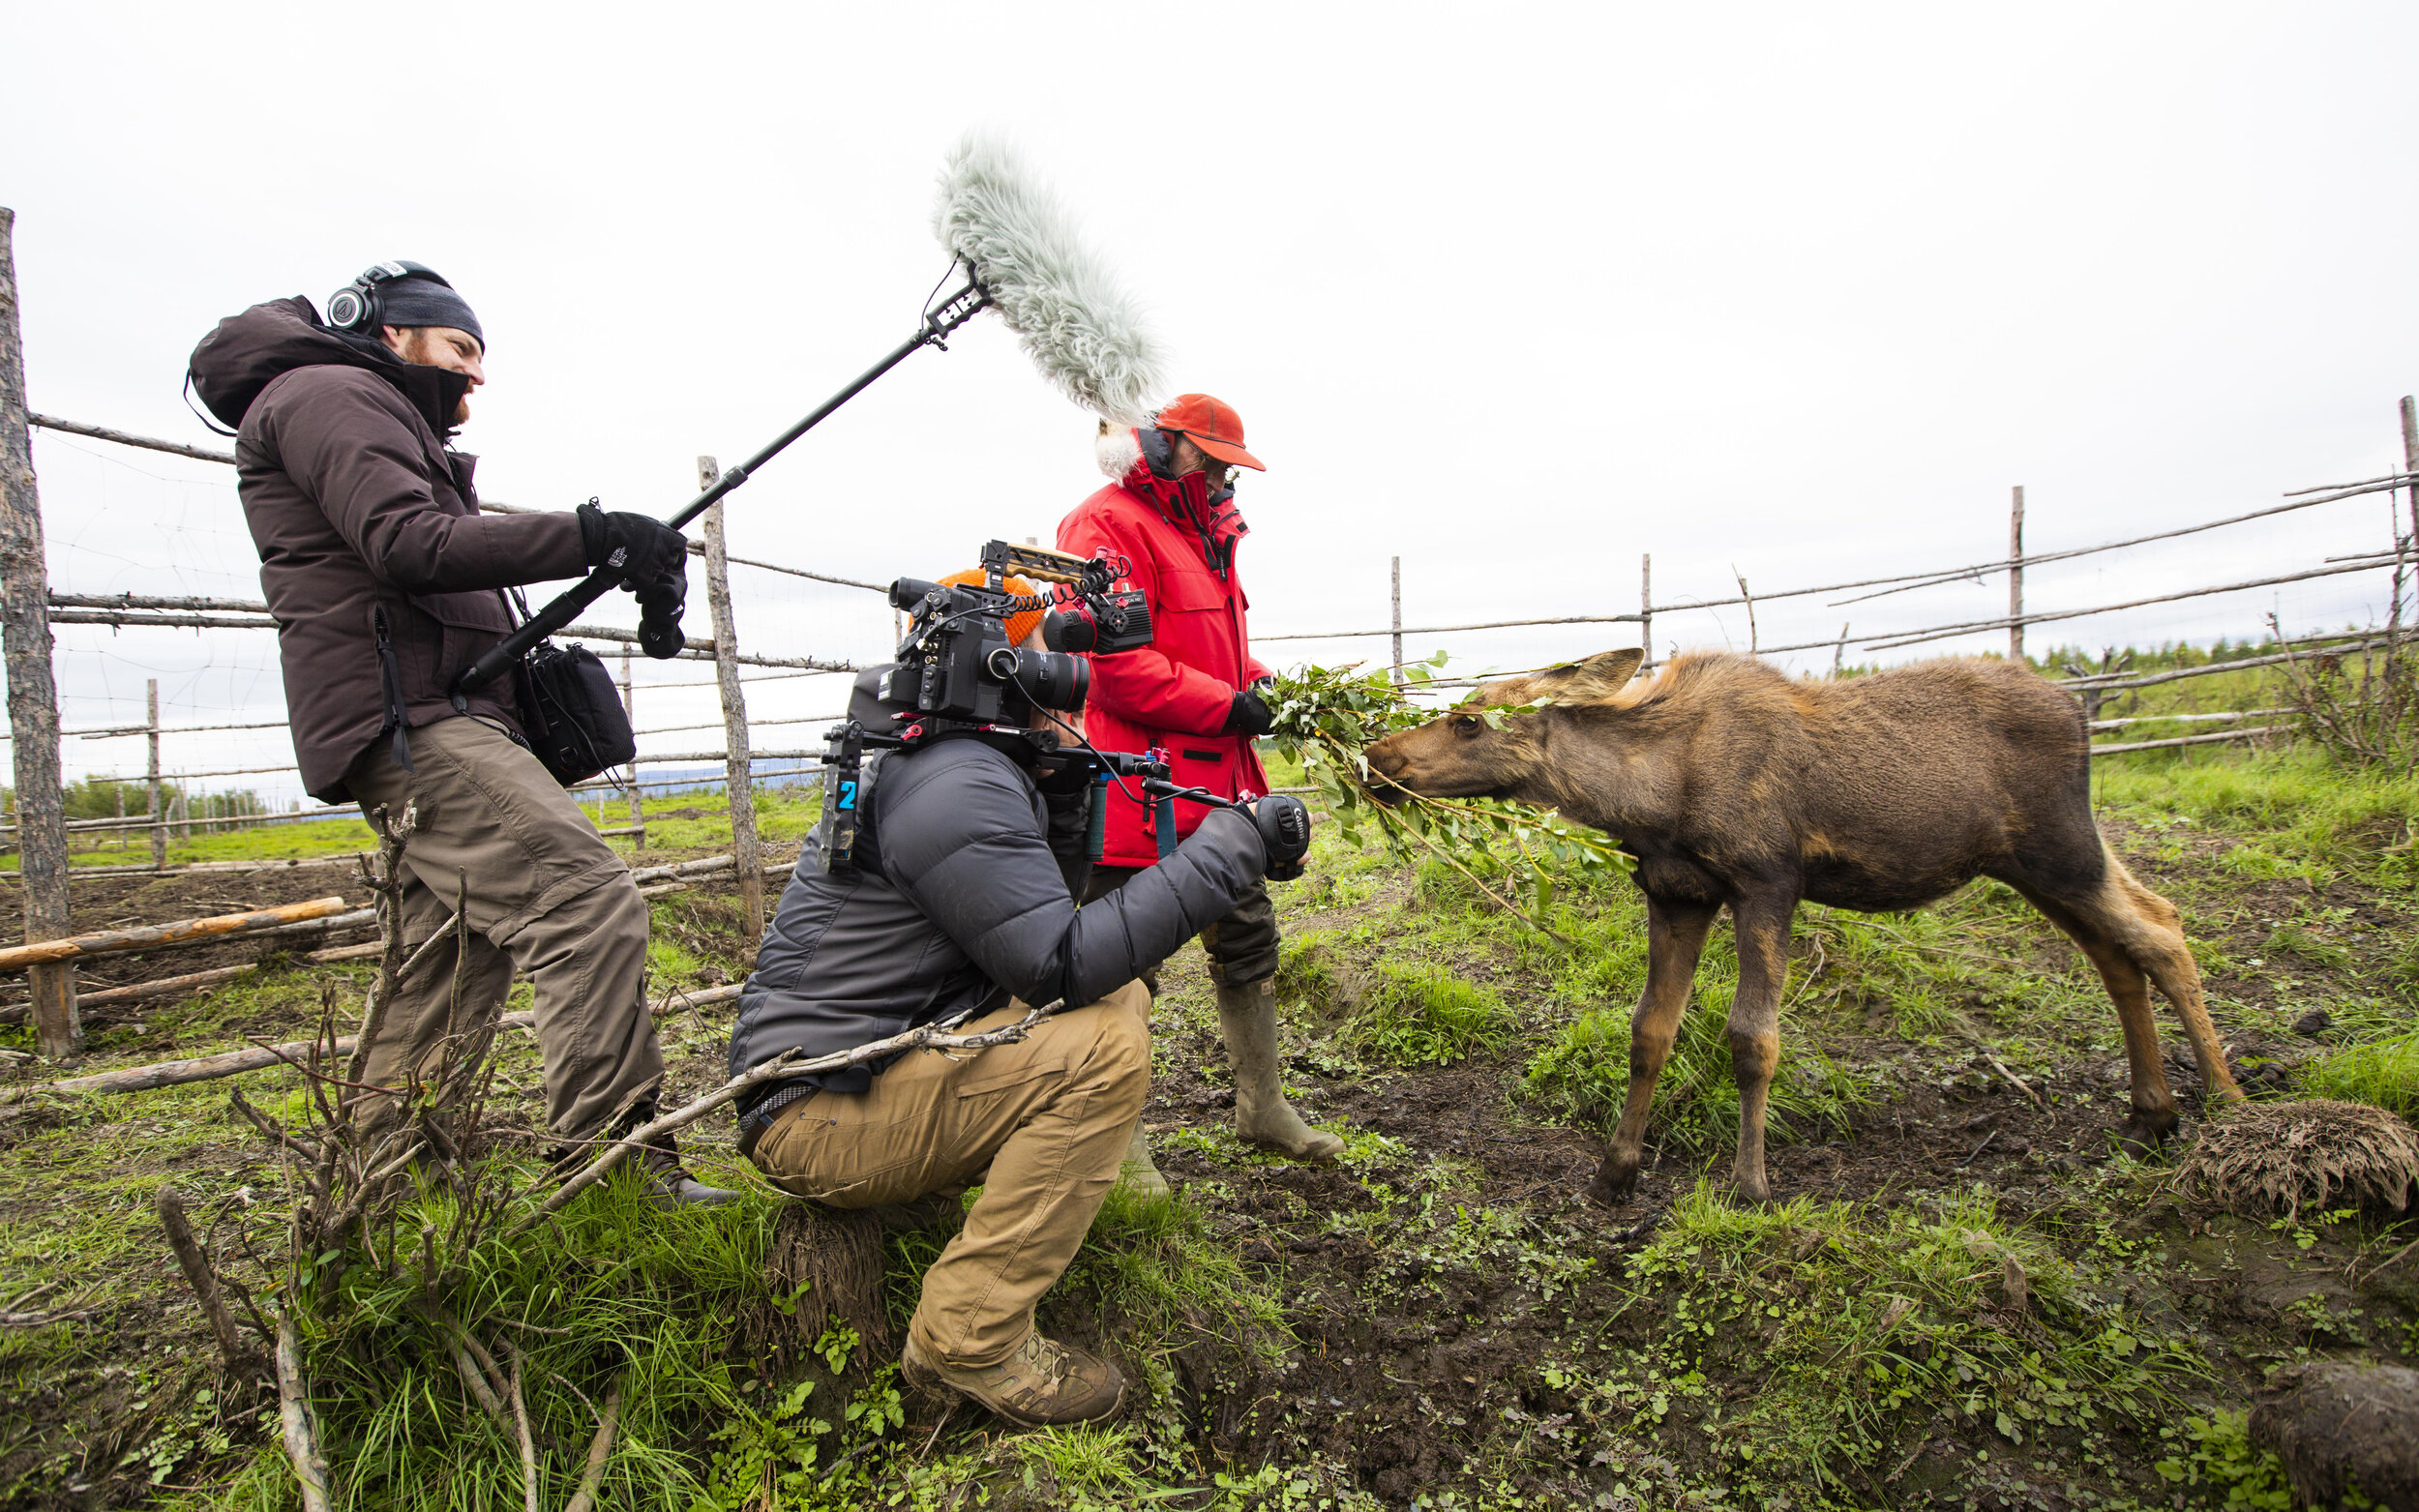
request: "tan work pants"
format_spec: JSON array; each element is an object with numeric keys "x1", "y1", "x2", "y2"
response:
[
  {"x1": 343, "y1": 716, "x2": 663, "y2": 1141},
  {"x1": 750, "y1": 981, "x2": 1151, "y2": 1369}
]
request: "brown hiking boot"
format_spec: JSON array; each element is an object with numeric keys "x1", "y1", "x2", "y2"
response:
[{"x1": 902, "y1": 1330, "x2": 1124, "y2": 1427}]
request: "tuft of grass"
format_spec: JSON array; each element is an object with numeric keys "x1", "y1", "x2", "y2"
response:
[
  {"x1": 1270, "y1": 931, "x2": 1342, "y2": 1010},
  {"x1": 1548, "y1": 1182, "x2": 2201, "y2": 1492},
  {"x1": 187, "y1": 1165, "x2": 804, "y2": 1512},
  {"x1": 1522, "y1": 993, "x2": 1867, "y2": 1156},
  {"x1": 1342, "y1": 961, "x2": 1511, "y2": 1066},
  {"x1": 2299, "y1": 1034, "x2": 2419, "y2": 1119},
  {"x1": 2096, "y1": 748, "x2": 2419, "y2": 887}
]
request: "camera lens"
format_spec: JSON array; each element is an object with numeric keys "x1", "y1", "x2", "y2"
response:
[
  {"x1": 1040, "y1": 603, "x2": 1097, "y2": 654},
  {"x1": 997, "y1": 648, "x2": 1090, "y2": 710}
]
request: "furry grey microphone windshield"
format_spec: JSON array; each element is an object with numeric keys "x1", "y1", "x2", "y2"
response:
[{"x1": 933, "y1": 133, "x2": 1165, "y2": 426}]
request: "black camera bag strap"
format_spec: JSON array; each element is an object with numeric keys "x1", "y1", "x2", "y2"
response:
[{"x1": 504, "y1": 588, "x2": 638, "y2": 787}]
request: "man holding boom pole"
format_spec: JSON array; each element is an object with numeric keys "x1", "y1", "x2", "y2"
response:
[{"x1": 188, "y1": 262, "x2": 733, "y2": 1204}]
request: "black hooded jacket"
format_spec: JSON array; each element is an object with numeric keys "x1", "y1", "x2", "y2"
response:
[
  {"x1": 727, "y1": 733, "x2": 1269, "y2": 1141},
  {"x1": 187, "y1": 300, "x2": 588, "y2": 800}
]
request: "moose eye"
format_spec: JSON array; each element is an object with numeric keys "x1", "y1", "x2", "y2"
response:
[{"x1": 1451, "y1": 715, "x2": 1483, "y2": 735}]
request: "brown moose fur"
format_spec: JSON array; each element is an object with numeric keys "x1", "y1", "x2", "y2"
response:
[{"x1": 1364, "y1": 648, "x2": 2244, "y2": 1204}]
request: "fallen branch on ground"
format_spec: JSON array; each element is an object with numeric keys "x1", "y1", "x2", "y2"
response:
[
  {"x1": 3, "y1": 986, "x2": 744, "y2": 1099},
  {"x1": 155, "y1": 1189, "x2": 262, "y2": 1376},
  {"x1": 0, "y1": 898, "x2": 351, "y2": 972},
  {"x1": 562, "y1": 1376, "x2": 625, "y2": 1512},
  {"x1": 273, "y1": 1309, "x2": 333, "y2": 1512}
]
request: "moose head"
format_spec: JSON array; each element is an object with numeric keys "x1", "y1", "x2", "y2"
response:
[{"x1": 1364, "y1": 648, "x2": 1649, "y2": 811}]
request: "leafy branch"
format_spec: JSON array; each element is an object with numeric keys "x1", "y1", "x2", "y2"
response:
[{"x1": 1265, "y1": 657, "x2": 1630, "y2": 940}]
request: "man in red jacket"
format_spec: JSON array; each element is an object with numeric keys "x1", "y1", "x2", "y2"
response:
[{"x1": 1059, "y1": 395, "x2": 1343, "y2": 1191}]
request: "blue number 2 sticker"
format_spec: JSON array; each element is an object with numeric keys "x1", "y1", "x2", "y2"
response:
[{"x1": 838, "y1": 780, "x2": 857, "y2": 812}]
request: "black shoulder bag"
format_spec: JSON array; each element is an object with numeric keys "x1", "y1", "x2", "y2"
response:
[{"x1": 502, "y1": 588, "x2": 638, "y2": 786}]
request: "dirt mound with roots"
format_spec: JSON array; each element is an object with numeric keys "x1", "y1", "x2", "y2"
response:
[
  {"x1": 2180, "y1": 1098, "x2": 2419, "y2": 1220},
  {"x1": 2251, "y1": 1361, "x2": 2419, "y2": 1509}
]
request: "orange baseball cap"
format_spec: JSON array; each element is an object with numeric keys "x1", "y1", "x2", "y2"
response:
[{"x1": 1154, "y1": 393, "x2": 1265, "y2": 471}]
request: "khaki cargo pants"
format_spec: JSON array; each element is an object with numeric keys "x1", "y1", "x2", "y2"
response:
[
  {"x1": 749, "y1": 981, "x2": 1151, "y2": 1369},
  {"x1": 344, "y1": 716, "x2": 663, "y2": 1141}
]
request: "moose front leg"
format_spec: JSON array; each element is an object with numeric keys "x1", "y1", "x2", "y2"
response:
[
  {"x1": 1725, "y1": 890, "x2": 1799, "y2": 1205},
  {"x1": 1588, "y1": 894, "x2": 1718, "y2": 1204}
]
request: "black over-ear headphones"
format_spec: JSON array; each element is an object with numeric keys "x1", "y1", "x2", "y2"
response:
[{"x1": 324, "y1": 260, "x2": 451, "y2": 333}]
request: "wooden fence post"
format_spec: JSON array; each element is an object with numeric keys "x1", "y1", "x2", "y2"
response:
[
  {"x1": 146, "y1": 677, "x2": 165, "y2": 866},
  {"x1": 1639, "y1": 553, "x2": 1654, "y2": 667},
  {"x1": 2401, "y1": 397, "x2": 2418, "y2": 563},
  {"x1": 2009, "y1": 485, "x2": 2026, "y2": 665},
  {"x1": 0, "y1": 206, "x2": 78, "y2": 1056},
  {"x1": 1389, "y1": 556, "x2": 1403, "y2": 685},
  {"x1": 620, "y1": 650, "x2": 643, "y2": 851},
  {"x1": 697, "y1": 457, "x2": 762, "y2": 942}
]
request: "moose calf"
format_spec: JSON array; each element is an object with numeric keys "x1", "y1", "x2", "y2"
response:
[{"x1": 1364, "y1": 649, "x2": 2242, "y2": 1204}]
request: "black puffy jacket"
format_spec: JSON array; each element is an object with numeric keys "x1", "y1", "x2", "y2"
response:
[{"x1": 727, "y1": 733, "x2": 1268, "y2": 1138}]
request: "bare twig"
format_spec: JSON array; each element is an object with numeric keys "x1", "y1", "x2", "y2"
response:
[
  {"x1": 273, "y1": 1309, "x2": 333, "y2": 1512},
  {"x1": 343, "y1": 802, "x2": 417, "y2": 1104},
  {"x1": 506, "y1": 1340, "x2": 540, "y2": 1512},
  {"x1": 155, "y1": 1190, "x2": 260, "y2": 1374},
  {"x1": 512, "y1": 1007, "x2": 1063, "y2": 1235},
  {"x1": 562, "y1": 1376, "x2": 626, "y2": 1512},
  {"x1": 447, "y1": 1330, "x2": 509, "y2": 1428},
  {"x1": 1958, "y1": 1030, "x2": 2044, "y2": 1106}
]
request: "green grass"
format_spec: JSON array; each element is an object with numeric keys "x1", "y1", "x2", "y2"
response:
[
  {"x1": 2300, "y1": 1031, "x2": 2419, "y2": 1117},
  {"x1": 186, "y1": 1167, "x2": 795, "y2": 1512},
  {"x1": 1546, "y1": 1180, "x2": 2205, "y2": 1495},
  {"x1": 1521, "y1": 993, "x2": 1867, "y2": 1156},
  {"x1": 2095, "y1": 748, "x2": 2419, "y2": 888},
  {"x1": 1341, "y1": 960, "x2": 1511, "y2": 1066}
]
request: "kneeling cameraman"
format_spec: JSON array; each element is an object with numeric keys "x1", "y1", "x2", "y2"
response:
[{"x1": 726, "y1": 569, "x2": 1308, "y2": 1428}]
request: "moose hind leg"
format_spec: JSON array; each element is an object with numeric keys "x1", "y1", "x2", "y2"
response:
[
  {"x1": 2009, "y1": 879, "x2": 2179, "y2": 1150},
  {"x1": 1588, "y1": 895, "x2": 1718, "y2": 1205},
  {"x1": 2094, "y1": 859, "x2": 2244, "y2": 1107},
  {"x1": 1724, "y1": 891, "x2": 1795, "y2": 1205}
]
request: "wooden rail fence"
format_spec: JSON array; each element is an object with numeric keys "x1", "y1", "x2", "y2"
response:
[{"x1": 3, "y1": 196, "x2": 2413, "y2": 1059}]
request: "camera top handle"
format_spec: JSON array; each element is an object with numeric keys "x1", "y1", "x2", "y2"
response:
[{"x1": 450, "y1": 271, "x2": 994, "y2": 697}]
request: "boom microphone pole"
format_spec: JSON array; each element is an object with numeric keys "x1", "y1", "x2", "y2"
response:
[
  {"x1": 453, "y1": 133, "x2": 1165, "y2": 697},
  {"x1": 454, "y1": 276, "x2": 990, "y2": 691}
]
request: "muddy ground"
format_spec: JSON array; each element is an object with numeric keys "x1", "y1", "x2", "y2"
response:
[{"x1": 2, "y1": 786, "x2": 2416, "y2": 1509}]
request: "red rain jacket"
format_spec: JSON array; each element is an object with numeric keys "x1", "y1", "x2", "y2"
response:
[{"x1": 1058, "y1": 437, "x2": 1271, "y2": 868}]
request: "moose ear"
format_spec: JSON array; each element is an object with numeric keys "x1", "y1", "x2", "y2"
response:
[{"x1": 1536, "y1": 647, "x2": 1645, "y2": 705}]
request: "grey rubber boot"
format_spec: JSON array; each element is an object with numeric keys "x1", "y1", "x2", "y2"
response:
[
  {"x1": 637, "y1": 1134, "x2": 743, "y2": 1208},
  {"x1": 1216, "y1": 979, "x2": 1344, "y2": 1162},
  {"x1": 1115, "y1": 1120, "x2": 1172, "y2": 1200}
]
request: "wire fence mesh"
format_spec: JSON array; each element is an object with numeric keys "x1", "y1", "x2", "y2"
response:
[{"x1": 8, "y1": 402, "x2": 2415, "y2": 851}]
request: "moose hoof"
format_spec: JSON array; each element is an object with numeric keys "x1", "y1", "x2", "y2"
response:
[
  {"x1": 1584, "y1": 1156, "x2": 1641, "y2": 1207},
  {"x1": 2117, "y1": 1109, "x2": 2179, "y2": 1156}
]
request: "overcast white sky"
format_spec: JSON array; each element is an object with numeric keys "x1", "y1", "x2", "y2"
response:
[{"x1": 7, "y1": 3, "x2": 2417, "y2": 797}]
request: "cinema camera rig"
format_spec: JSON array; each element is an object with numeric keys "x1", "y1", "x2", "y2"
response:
[{"x1": 816, "y1": 540, "x2": 1308, "y2": 877}]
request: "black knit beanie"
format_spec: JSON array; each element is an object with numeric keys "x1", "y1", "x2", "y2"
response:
[{"x1": 378, "y1": 276, "x2": 484, "y2": 349}]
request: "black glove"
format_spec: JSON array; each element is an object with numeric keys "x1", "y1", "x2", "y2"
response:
[
  {"x1": 1251, "y1": 794, "x2": 1312, "y2": 881},
  {"x1": 635, "y1": 572, "x2": 688, "y2": 659},
  {"x1": 1223, "y1": 685, "x2": 1274, "y2": 737},
  {"x1": 577, "y1": 501, "x2": 689, "y2": 585},
  {"x1": 578, "y1": 502, "x2": 690, "y2": 659}
]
